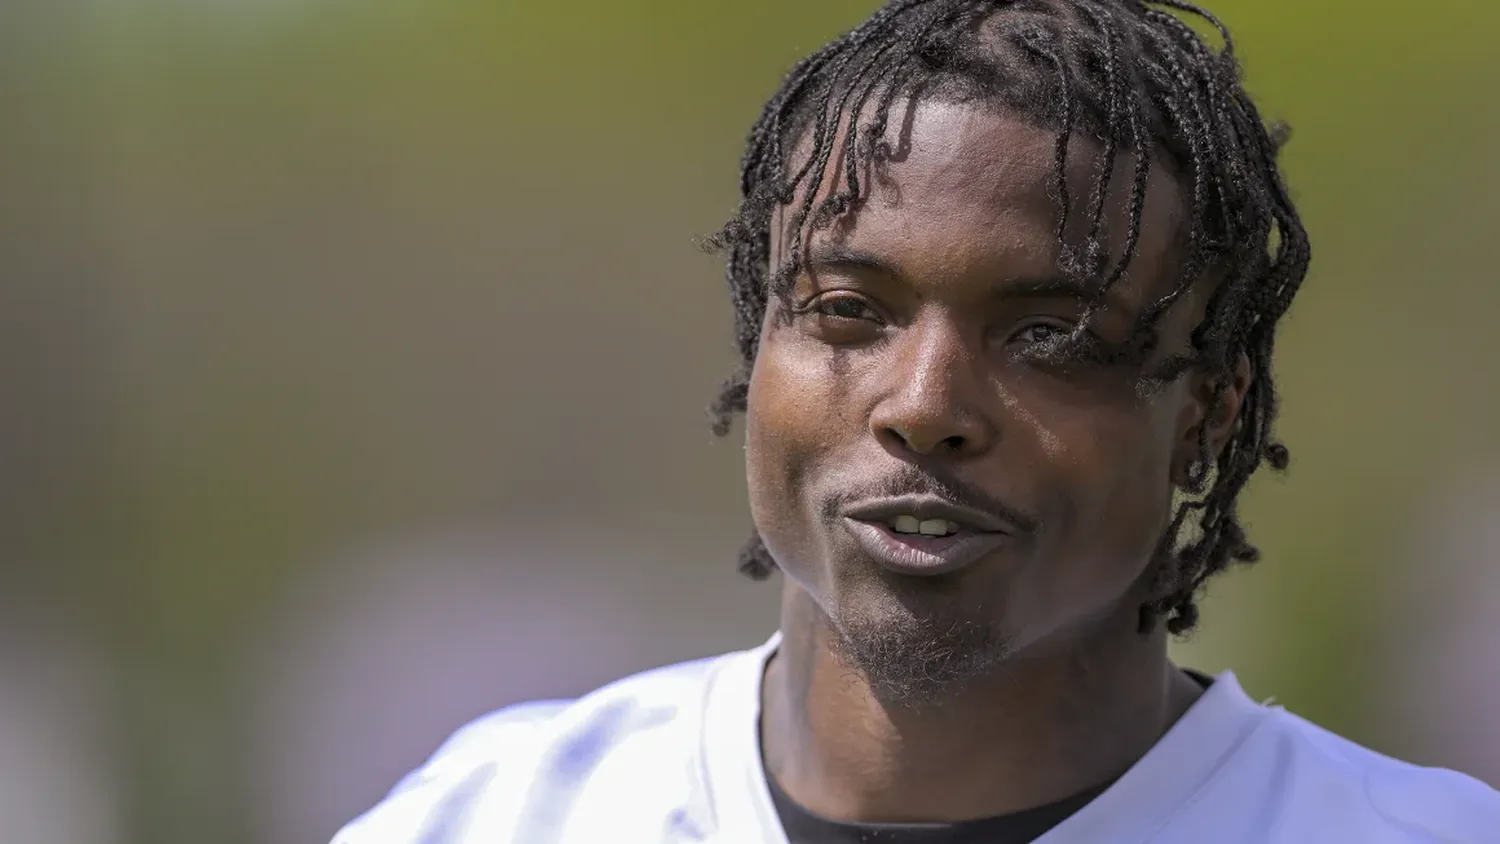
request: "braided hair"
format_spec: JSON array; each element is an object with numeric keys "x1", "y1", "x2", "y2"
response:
[{"x1": 706, "y1": 0, "x2": 1310, "y2": 635}]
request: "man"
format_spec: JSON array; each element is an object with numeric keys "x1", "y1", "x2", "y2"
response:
[{"x1": 334, "y1": 1, "x2": 1500, "y2": 841}]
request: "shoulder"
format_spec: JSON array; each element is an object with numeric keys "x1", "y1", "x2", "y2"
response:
[
  {"x1": 1252, "y1": 707, "x2": 1500, "y2": 842},
  {"x1": 330, "y1": 652, "x2": 735, "y2": 844}
]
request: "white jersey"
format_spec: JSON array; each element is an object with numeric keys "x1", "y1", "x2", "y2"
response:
[{"x1": 333, "y1": 634, "x2": 1500, "y2": 843}]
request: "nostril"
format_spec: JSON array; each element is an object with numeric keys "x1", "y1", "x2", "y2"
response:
[{"x1": 877, "y1": 425, "x2": 975, "y2": 457}]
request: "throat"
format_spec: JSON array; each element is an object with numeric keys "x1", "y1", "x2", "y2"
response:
[{"x1": 762, "y1": 597, "x2": 1199, "y2": 825}]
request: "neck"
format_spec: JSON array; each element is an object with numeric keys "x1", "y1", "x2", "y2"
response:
[{"x1": 760, "y1": 584, "x2": 1202, "y2": 824}]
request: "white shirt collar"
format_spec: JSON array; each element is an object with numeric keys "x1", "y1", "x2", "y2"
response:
[{"x1": 699, "y1": 631, "x2": 1275, "y2": 844}]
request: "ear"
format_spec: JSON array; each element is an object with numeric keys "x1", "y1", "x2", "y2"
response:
[{"x1": 1171, "y1": 352, "x2": 1251, "y2": 488}]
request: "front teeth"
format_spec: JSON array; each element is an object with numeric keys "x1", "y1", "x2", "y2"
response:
[{"x1": 890, "y1": 515, "x2": 958, "y2": 537}]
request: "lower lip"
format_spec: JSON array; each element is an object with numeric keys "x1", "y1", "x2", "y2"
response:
[{"x1": 844, "y1": 518, "x2": 1010, "y2": 577}]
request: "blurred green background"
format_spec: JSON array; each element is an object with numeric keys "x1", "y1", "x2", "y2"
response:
[{"x1": 2, "y1": 1, "x2": 1498, "y2": 842}]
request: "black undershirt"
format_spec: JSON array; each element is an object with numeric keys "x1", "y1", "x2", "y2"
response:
[
  {"x1": 767, "y1": 670, "x2": 1215, "y2": 844},
  {"x1": 769, "y1": 775, "x2": 1109, "y2": 844}
]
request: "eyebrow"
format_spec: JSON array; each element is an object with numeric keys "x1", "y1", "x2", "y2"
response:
[
  {"x1": 803, "y1": 245, "x2": 897, "y2": 276},
  {"x1": 803, "y1": 244, "x2": 1122, "y2": 307}
]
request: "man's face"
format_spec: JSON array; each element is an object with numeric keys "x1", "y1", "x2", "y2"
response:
[{"x1": 745, "y1": 100, "x2": 1224, "y2": 703}]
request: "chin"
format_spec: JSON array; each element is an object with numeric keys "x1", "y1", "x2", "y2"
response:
[{"x1": 827, "y1": 579, "x2": 1017, "y2": 708}]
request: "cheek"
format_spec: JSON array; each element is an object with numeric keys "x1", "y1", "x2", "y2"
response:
[
  {"x1": 1067, "y1": 401, "x2": 1177, "y2": 536},
  {"x1": 744, "y1": 335, "x2": 851, "y2": 567},
  {"x1": 1024, "y1": 389, "x2": 1181, "y2": 603}
]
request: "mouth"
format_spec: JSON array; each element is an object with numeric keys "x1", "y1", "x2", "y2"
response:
[{"x1": 842, "y1": 496, "x2": 1021, "y2": 577}]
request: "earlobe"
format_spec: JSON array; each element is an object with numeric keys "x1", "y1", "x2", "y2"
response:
[{"x1": 1172, "y1": 352, "x2": 1251, "y2": 488}]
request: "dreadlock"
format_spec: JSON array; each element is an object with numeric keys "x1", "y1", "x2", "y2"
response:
[{"x1": 706, "y1": 0, "x2": 1310, "y2": 635}]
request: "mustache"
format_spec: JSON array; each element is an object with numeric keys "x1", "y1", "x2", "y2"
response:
[{"x1": 824, "y1": 463, "x2": 1041, "y2": 535}]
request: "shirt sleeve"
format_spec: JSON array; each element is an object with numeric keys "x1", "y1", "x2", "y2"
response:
[
  {"x1": 330, "y1": 701, "x2": 572, "y2": 844},
  {"x1": 1364, "y1": 761, "x2": 1500, "y2": 842}
]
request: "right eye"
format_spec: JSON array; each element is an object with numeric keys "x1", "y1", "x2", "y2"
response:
[
  {"x1": 814, "y1": 295, "x2": 881, "y2": 323},
  {"x1": 793, "y1": 292, "x2": 887, "y2": 346}
]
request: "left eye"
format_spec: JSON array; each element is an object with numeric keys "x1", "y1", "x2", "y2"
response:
[{"x1": 1012, "y1": 323, "x2": 1071, "y2": 345}]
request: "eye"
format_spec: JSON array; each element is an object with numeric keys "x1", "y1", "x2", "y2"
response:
[
  {"x1": 793, "y1": 292, "x2": 886, "y2": 346},
  {"x1": 814, "y1": 294, "x2": 882, "y2": 323},
  {"x1": 1011, "y1": 321, "x2": 1072, "y2": 346}
]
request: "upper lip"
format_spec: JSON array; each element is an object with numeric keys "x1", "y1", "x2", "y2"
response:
[{"x1": 843, "y1": 495, "x2": 1021, "y2": 535}]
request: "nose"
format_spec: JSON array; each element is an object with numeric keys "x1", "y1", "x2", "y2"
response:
[{"x1": 868, "y1": 320, "x2": 994, "y2": 458}]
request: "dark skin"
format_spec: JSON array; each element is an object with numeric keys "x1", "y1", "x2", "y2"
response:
[{"x1": 747, "y1": 99, "x2": 1250, "y2": 824}]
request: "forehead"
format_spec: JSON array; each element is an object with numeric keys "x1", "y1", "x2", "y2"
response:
[{"x1": 773, "y1": 99, "x2": 1189, "y2": 302}]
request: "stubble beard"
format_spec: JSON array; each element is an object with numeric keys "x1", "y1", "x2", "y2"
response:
[{"x1": 828, "y1": 589, "x2": 1015, "y2": 709}]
